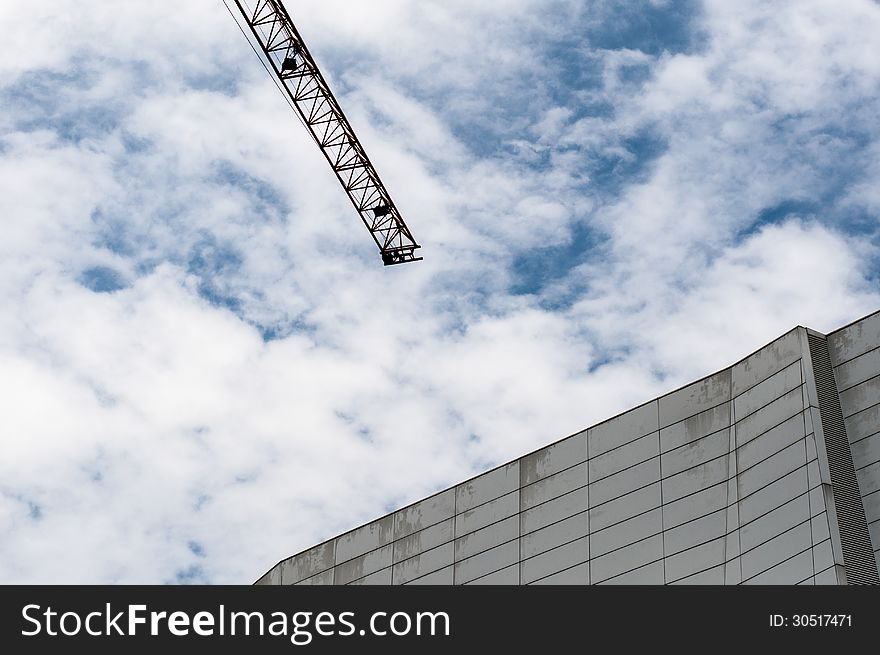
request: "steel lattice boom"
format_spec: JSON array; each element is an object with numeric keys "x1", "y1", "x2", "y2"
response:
[{"x1": 231, "y1": 0, "x2": 422, "y2": 266}]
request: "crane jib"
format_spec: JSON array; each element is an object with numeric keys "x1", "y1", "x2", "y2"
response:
[{"x1": 230, "y1": 0, "x2": 422, "y2": 266}]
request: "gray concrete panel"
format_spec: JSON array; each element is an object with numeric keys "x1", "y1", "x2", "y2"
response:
[
  {"x1": 741, "y1": 521, "x2": 812, "y2": 580},
  {"x1": 661, "y1": 428, "x2": 729, "y2": 478},
  {"x1": 813, "y1": 539, "x2": 834, "y2": 574},
  {"x1": 334, "y1": 544, "x2": 393, "y2": 585},
  {"x1": 740, "y1": 494, "x2": 810, "y2": 553},
  {"x1": 732, "y1": 328, "x2": 801, "y2": 396},
  {"x1": 521, "y1": 487, "x2": 589, "y2": 534},
  {"x1": 666, "y1": 537, "x2": 726, "y2": 582},
  {"x1": 850, "y1": 432, "x2": 880, "y2": 471},
  {"x1": 521, "y1": 511, "x2": 589, "y2": 558},
  {"x1": 521, "y1": 536, "x2": 589, "y2": 584},
  {"x1": 863, "y1": 490, "x2": 880, "y2": 528},
  {"x1": 664, "y1": 508, "x2": 726, "y2": 555},
  {"x1": 455, "y1": 541, "x2": 519, "y2": 584},
  {"x1": 463, "y1": 563, "x2": 519, "y2": 585},
  {"x1": 455, "y1": 490, "x2": 518, "y2": 537},
  {"x1": 744, "y1": 549, "x2": 813, "y2": 585},
  {"x1": 590, "y1": 508, "x2": 662, "y2": 558},
  {"x1": 811, "y1": 512, "x2": 831, "y2": 544},
  {"x1": 335, "y1": 515, "x2": 394, "y2": 564},
  {"x1": 393, "y1": 489, "x2": 455, "y2": 540},
  {"x1": 726, "y1": 491, "x2": 740, "y2": 533},
  {"x1": 806, "y1": 430, "x2": 818, "y2": 460},
  {"x1": 587, "y1": 401, "x2": 658, "y2": 457},
  {"x1": 734, "y1": 360, "x2": 801, "y2": 421},
  {"x1": 255, "y1": 567, "x2": 281, "y2": 585},
  {"x1": 589, "y1": 432, "x2": 659, "y2": 482},
  {"x1": 393, "y1": 518, "x2": 454, "y2": 563},
  {"x1": 737, "y1": 413, "x2": 805, "y2": 472},
  {"x1": 669, "y1": 565, "x2": 725, "y2": 585},
  {"x1": 827, "y1": 311, "x2": 880, "y2": 364},
  {"x1": 660, "y1": 403, "x2": 730, "y2": 454},
  {"x1": 392, "y1": 542, "x2": 454, "y2": 585},
  {"x1": 725, "y1": 522, "x2": 740, "y2": 559},
  {"x1": 856, "y1": 460, "x2": 880, "y2": 496},
  {"x1": 844, "y1": 403, "x2": 880, "y2": 443},
  {"x1": 403, "y1": 565, "x2": 453, "y2": 585},
  {"x1": 660, "y1": 402, "x2": 731, "y2": 452},
  {"x1": 809, "y1": 407, "x2": 824, "y2": 441},
  {"x1": 737, "y1": 441, "x2": 806, "y2": 498},
  {"x1": 868, "y1": 520, "x2": 880, "y2": 552},
  {"x1": 349, "y1": 567, "x2": 392, "y2": 585},
  {"x1": 833, "y1": 347, "x2": 880, "y2": 392},
  {"x1": 739, "y1": 466, "x2": 808, "y2": 524},
  {"x1": 295, "y1": 569, "x2": 334, "y2": 585},
  {"x1": 734, "y1": 386, "x2": 804, "y2": 446},
  {"x1": 455, "y1": 461, "x2": 519, "y2": 513},
  {"x1": 814, "y1": 566, "x2": 841, "y2": 585},
  {"x1": 529, "y1": 561, "x2": 590, "y2": 585},
  {"x1": 598, "y1": 559, "x2": 665, "y2": 584},
  {"x1": 807, "y1": 458, "x2": 821, "y2": 490},
  {"x1": 724, "y1": 558, "x2": 742, "y2": 585},
  {"x1": 589, "y1": 483, "x2": 661, "y2": 532},
  {"x1": 280, "y1": 541, "x2": 336, "y2": 584},
  {"x1": 661, "y1": 456, "x2": 728, "y2": 504},
  {"x1": 590, "y1": 534, "x2": 663, "y2": 583},
  {"x1": 521, "y1": 462, "x2": 587, "y2": 510},
  {"x1": 589, "y1": 457, "x2": 660, "y2": 506},
  {"x1": 660, "y1": 369, "x2": 730, "y2": 428},
  {"x1": 520, "y1": 432, "x2": 586, "y2": 486},
  {"x1": 840, "y1": 376, "x2": 880, "y2": 419},
  {"x1": 663, "y1": 483, "x2": 727, "y2": 528},
  {"x1": 455, "y1": 515, "x2": 518, "y2": 560}
]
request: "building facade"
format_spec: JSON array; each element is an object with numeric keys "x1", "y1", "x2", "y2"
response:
[{"x1": 256, "y1": 311, "x2": 880, "y2": 585}]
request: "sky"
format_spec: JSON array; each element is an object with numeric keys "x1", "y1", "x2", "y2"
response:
[{"x1": 1, "y1": 0, "x2": 879, "y2": 584}]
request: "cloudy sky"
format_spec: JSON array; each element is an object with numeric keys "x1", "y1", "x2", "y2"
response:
[{"x1": 1, "y1": 0, "x2": 879, "y2": 584}]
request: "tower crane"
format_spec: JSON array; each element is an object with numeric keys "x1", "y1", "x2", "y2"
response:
[{"x1": 226, "y1": 0, "x2": 422, "y2": 266}]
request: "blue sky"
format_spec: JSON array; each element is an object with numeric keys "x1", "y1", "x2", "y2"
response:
[{"x1": 0, "y1": 0, "x2": 879, "y2": 583}]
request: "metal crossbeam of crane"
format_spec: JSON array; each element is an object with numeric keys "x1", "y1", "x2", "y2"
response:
[{"x1": 229, "y1": 0, "x2": 422, "y2": 266}]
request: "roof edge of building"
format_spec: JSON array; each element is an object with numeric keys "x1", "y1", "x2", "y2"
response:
[{"x1": 255, "y1": 307, "x2": 880, "y2": 584}]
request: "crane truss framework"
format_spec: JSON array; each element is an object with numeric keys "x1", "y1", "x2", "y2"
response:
[{"x1": 232, "y1": 0, "x2": 422, "y2": 266}]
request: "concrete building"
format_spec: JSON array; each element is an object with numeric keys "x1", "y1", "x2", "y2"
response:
[{"x1": 256, "y1": 310, "x2": 880, "y2": 585}]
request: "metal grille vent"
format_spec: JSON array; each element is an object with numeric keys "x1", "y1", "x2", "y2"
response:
[{"x1": 807, "y1": 333, "x2": 879, "y2": 584}]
